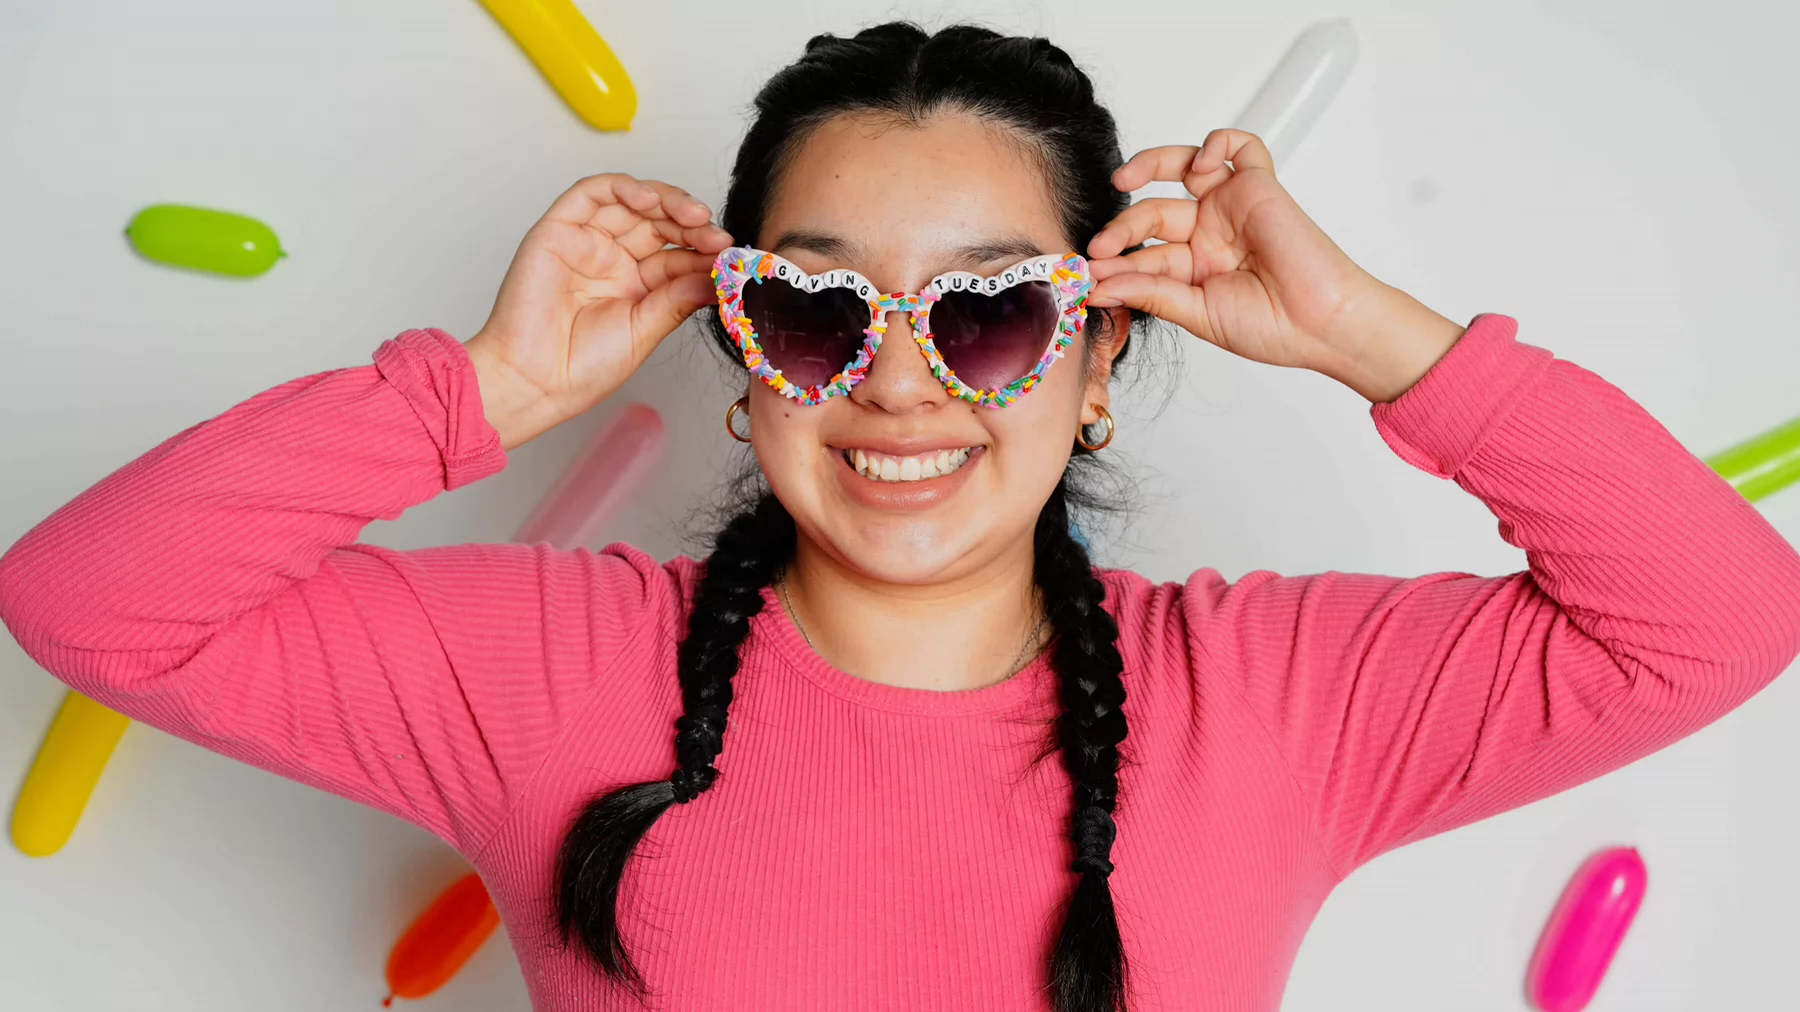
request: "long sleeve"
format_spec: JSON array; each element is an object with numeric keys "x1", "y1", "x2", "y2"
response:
[
  {"x1": 1190, "y1": 312, "x2": 1800, "y2": 878},
  {"x1": 0, "y1": 329, "x2": 684, "y2": 857}
]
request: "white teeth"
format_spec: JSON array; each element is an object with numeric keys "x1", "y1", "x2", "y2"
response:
[{"x1": 847, "y1": 446, "x2": 975, "y2": 482}]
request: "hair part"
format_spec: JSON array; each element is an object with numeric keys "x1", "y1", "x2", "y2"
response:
[{"x1": 557, "y1": 21, "x2": 1154, "y2": 1011}]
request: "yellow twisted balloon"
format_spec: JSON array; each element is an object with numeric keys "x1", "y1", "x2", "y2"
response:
[{"x1": 478, "y1": 0, "x2": 636, "y2": 131}]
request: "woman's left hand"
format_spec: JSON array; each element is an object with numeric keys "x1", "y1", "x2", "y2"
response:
[{"x1": 1087, "y1": 129, "x2": 1466, "y2": 403}]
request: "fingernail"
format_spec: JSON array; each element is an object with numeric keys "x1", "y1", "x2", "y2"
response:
[{"x1": 1089, "y1": 296, "x2": 1124, "y2": 308}]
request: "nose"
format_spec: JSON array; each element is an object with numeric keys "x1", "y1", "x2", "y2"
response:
[{"x1": 849, "y1": 304, "x2": 947, "y2": 414}]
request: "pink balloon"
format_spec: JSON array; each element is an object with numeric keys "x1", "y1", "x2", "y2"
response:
[
  {"x1": 1526, "y1": 846, "x2": 1648, "y2": 1012},
  {"x1": 514, "y1": 403, "x2": 665, "y2": 551}
]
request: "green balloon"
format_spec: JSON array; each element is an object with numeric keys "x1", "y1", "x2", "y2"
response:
[
  {"x1": 125, "y1": 204, "x2": 285, "y2": 277},
  {"x1": 1706, "y1": 414, "x2": 1800, "y2": 503}
]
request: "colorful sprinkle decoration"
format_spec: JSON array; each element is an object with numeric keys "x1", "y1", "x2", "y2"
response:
[{"x1": 710, "y1": 246, "x2": 1093, "y2": 408}]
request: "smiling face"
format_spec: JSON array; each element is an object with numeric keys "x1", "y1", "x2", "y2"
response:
[{"x1": 745, "y1": 110, "x2": 1123, "y2": 586}]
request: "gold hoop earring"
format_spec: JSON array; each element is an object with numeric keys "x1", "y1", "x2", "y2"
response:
[
  {"x1": 725, "y1": 396, "x2": 752, "y2": 443},
  {"x1": 1077, "y1": 404, "x2": 1115, "y2": 451}
]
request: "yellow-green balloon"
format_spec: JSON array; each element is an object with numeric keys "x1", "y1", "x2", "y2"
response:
[
  {"x1": 1706, "y1": 414, "x2": 1800, "y2": 503},
  {"x1": 125, "y1": 204, "x2": 285, "y2": 277}
]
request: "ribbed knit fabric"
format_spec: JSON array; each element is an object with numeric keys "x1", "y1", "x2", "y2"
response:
[{"x1": 3, "y1": 313, "x2": 1799, "y2": 1011}]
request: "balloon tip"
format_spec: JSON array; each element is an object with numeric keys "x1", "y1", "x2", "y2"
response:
[{"x1": 381, "y1": 995, "x2": 394, "y2": 1007}]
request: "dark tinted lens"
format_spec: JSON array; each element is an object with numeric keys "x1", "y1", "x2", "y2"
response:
[
  {"x1": 929, "y1": 281, "x2": 1058, "y2": 391},
  {"x1": 740, "y1": 280, "x2": 870, "y2": 390}
]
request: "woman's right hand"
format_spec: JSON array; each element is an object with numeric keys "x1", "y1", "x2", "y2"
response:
[{"x1": 464, "y1": 175, "x2": 734, "y2": 450}]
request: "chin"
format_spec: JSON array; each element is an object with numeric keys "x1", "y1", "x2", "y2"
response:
[{"x1": 825, "y1": 516, "x2": 986, "y2": 585}]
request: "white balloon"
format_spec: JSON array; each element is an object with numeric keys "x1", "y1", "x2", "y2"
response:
[{"x1": 1232, "y1": 19, "x2": 1360, "y2": 167}]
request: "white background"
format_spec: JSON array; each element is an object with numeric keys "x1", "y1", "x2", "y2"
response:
[{"x1": 3, "y1": 0, "x2": 1798, "y2": 1008}]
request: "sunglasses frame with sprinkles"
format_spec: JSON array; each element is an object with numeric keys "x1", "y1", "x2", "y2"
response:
[{"x1": 710, "y1": 245, "x2": 1094, "y2": 408}]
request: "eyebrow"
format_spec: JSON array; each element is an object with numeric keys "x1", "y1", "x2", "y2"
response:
[
  {"x1": 954, "y1": 236, "x2": 1049, "y2": 264},
  {"x1": 767, "y1": 229, "x2": 1050, "y2": 271},
  {"x1": 768, "y1": 228, "x2": 862, "y2": 261}
]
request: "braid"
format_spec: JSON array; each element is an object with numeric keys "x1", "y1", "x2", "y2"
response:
[
  {"x1": 554, "y1": 492, "x2": 795, "y2": 996},
  {"x1": 1037, "y1": 481, "x2": 1132, "y2": 1012}
]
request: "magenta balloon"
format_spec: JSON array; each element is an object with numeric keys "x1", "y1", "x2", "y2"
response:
[
  {"x1": 1525, "y1": 847, "x2": 1648, "y2": 1012},
  {"x1": 514, "y1": 404, "x2": 665, "y2": 550}
]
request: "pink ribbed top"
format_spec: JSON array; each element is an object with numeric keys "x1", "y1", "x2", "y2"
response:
[{"x1": 3, "y1": 313, "x2": 1798, "y2": 1011}]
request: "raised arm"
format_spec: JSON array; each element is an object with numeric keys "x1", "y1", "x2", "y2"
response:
[
  {"x1": 1191, "y1": 312, "x2": 1800, "y2": 874},
  {"x1": 1088, "y1": 129, "x2": 1800, "y2": 876},
  {"x1": 0, "y1": 174, "x2": 734, "y2": 855},
  {"x1": 0, "y1": 330, "x2": 687, "y2": 853}
]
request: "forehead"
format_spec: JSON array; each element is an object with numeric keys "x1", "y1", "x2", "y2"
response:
[{"x1": 758, "y1": 111, "x2": 1067, "y2": 279}]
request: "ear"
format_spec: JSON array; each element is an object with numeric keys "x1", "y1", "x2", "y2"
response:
[{"x1": 1081, "y1": 307, "x2": 1129, "y2": 425}]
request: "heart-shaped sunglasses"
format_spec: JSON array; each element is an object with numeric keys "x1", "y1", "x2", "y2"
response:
[{"x1": 711, "y1": 246, "x2": 1093, "y2": 408}]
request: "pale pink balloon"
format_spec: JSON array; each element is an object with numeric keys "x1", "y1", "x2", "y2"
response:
[
  {"x1": 514, "y1": 403, "x2": 665, "y2": 551},
  {"x1": 1526, "y1": 846, "x2": 1648, "y2": 1012}
]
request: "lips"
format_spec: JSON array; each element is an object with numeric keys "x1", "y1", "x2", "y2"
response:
[{"x1": 828, "y1": 442, "x2": 985, "y2": 512}]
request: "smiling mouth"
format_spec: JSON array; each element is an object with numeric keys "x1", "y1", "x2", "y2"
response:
[{"x1": 841, "y1": 446, "x2": 977, "y2": 483}]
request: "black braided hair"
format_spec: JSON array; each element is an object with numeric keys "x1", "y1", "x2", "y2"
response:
[
  {"x1": 1036, "y1": 481, "x2": 1131, "y2": 1011},
  {"x1": 555, "y1": 20, "x2": 1160, "y2": 1012},
  {"x1": 554, "y1": 493, "x2": 796, "y2": 996}
]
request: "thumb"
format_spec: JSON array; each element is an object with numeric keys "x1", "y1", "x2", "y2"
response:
[{"x1": 630, "y1": 271, "x2": 716, "y2": 347}]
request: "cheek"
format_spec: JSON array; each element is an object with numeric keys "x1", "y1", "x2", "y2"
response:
[
  {"x1": 988, "y1": 369, "x2": 1083, "y2": 474},
  {"x1": 1034, "y1": 332, "x2": 1093, "y2": 427},
  {"x1": 746, "y1": 387, "x2": 809, "y2": 458},
  {"x1": 745, "y1": 385, "x2": 845, "y2": 499}
]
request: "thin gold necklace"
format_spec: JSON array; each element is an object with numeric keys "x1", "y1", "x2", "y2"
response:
[{"x1": 777, "y1": 567, "x2": 1051, "y2": 681}]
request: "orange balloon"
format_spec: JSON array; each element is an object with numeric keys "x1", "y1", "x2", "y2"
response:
[{"x1": 382, "y1": 872, "x2": 500, "y2": 1005}]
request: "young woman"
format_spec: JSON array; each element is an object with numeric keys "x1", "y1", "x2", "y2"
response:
[{"x1": 3, "y1": 21, "x2": 1797, "y2": 1012}]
